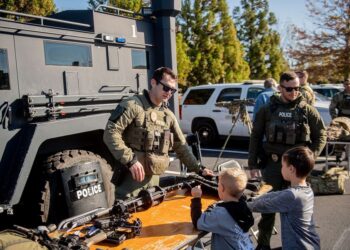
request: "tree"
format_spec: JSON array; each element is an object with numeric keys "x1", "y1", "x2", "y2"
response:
[
  {"x1": 176, "y1": 33, "x2": 192, "y2": 87},
  {"x1": 0, "y1": 0, "x2": 56, "y2": 17},
  {"x1": 217, "y1": 0, "x2": 250, "y2": 82},
  {"x1": 178, "y1": 0, "x2": 249, "y2": 85},
  {"x1": 88, "y1": 0, "x2": 143, "y2": 13},
  {"x1": 288, "y1": 0, "x2": 350, "y2": 83},
  {"x1": 233, "y1": 0, "x2": 287, "y2": 80}
]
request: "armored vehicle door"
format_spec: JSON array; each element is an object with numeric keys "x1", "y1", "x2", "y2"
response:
[
  {"x1": 0, "y1": 34, "x2": 19, "y2": 147},
  {"x1": 0, "y1": 34, "x2": 18, "y2": 100}
]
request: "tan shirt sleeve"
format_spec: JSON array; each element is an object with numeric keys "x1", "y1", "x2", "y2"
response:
[{"x1": 103, "y1": 99, "x2": 142, "y2": 165}]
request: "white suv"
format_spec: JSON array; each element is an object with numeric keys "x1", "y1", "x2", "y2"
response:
[
  {"x1": 179, "y1": 83, "x2": 331, "y2": 146},
  {"x1": 179, "y1": 83, "x2": 264, "y2": 145}
]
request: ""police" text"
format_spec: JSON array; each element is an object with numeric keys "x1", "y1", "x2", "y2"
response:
[{"x1": 76, "y1": 184, "x2": 102, "y2": 200}]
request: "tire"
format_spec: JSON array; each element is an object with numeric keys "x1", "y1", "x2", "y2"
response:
[
  {"x1": 20, "y1": 150, "x2": 114, "y2": 225},
  {"x1": 193, "y1": 121, "x2": 218, "y2": 146}
]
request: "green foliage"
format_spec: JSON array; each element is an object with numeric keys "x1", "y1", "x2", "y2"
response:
[
  {"x1": 88, "y1": 0, "x2": 143, "y2": 13},
  {"x1": 288, "y1": 0, "x2": 350, "y2": 82},
  {"x1": 0, "y1": 0, "x2": 56, "y2": 16},
  {"x1": 176, "y1": 33, "x2": 192, "y2": 86},
  {"x1": 233, "y1": 0, "x2": 287, "y2": 80},
  {"x1": 217, "y1": 0, "x2": 250, "y2": 82},
  {"x1": 178, "y1": 0, "x2": 249, "y2": 85}
]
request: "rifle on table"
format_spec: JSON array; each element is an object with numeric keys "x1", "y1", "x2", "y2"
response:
[{"x1": 55, "y1": 179, "x2": 197, "y2": 247}]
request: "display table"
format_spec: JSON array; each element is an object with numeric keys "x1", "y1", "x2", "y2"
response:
[{"x1": 90, "y1": 194, "x2": 218, "y2": 250}]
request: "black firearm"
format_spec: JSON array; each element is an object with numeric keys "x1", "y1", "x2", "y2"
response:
[
  {"x1": 12, "y1": 224, "x2": 88, "y2": 250},
  {"x1": 58, "y1": 179, "x2": 196, "y2": 230}
]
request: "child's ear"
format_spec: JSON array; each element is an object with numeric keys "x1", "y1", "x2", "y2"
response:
[{"x1": 290, "y1": 165, "x2": 296, "y2": 173}]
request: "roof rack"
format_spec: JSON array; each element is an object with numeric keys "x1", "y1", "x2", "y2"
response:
[
  {"x1": 0, "y1": 9, "x2": 91, "y2": 28},
  {"x1": 95, "y1": 4, "x2": 142, "y2": 19}
]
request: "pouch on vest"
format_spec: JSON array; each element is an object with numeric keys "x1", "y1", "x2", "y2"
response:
[
  {"x1": 159, "y1": 130, "x2": 171, "y2": 154},
  {"x1": 285, "y1": 123, "x2": 296, "y2": 145},
  {"x1": 145, "y1": 152, "x2": 170, "y2": 175},
  {"x1": 267, "y1": 124, "x2": 275, "y2": 143},
  {"x1": 300, "y1": 123, "x2": 311, "y2": 142},
  {"x1": 144, "y1": 131, "x2": 155, "y2": 151}
]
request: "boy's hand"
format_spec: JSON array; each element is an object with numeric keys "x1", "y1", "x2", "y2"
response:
[{"x1": 191, "y1": 185, "x2": 202, "y2": 198}]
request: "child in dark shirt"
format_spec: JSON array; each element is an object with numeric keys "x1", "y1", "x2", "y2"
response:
[{"x1": 191, "y1": 168, "x2": 254, "y2": 250}]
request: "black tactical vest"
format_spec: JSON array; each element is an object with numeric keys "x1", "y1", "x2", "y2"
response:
[
  {"x1": 264, "y1": 101, "x2": 310, "y2": 154},
  {"x1": 338, "y1": 92, "x2": 350, "y2": 116}
]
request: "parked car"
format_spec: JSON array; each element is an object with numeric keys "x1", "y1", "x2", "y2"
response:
[
  {"x1": 180, "y1": 83, "x2": 331, "y2": 146},
  {"x1": 311, "y1": 84, "x2": 343, "y2": 99}
]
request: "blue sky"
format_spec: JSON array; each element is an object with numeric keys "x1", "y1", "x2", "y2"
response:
[{"x1": 55, "y1": 0, "x2": 312, "y2": 43}]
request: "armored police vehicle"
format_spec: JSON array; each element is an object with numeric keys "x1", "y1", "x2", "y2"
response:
[{"x1": 0, "y1": 1, "x2": 180, "y2": 225}]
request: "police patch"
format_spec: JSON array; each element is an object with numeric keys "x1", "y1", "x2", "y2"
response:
[{"x1": 109, "y1": 105, "x2": 125, "y2": 123}]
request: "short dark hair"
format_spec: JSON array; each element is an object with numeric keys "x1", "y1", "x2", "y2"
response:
[
  {"x1": 282, "y1": 146, "x2": 315, "y2": 178},
  {"x1": 295, "y1": 70, "x2": 308, "y2": 79},
  {"x1": 264, "y1": 78, "x2": 277, "y2": 88},
  {"x1": 152, "y1": 67, "x2": 177, "y2": 82},
  {"x1": 279, "y1": 71, "x2": 298, "y2": 84}
]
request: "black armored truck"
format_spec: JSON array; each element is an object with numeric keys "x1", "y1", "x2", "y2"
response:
[{"x1": 0, "y1": 1, "x2": 180, "y2": 225}]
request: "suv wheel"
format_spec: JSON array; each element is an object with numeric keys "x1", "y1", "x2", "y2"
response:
[{"x1": 193, "y1": 121, "x2": 218, "y2": 146}]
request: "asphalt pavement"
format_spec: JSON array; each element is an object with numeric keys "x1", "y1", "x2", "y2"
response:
[{"x1": 168, "y1": 141, "x2": 350, "y2": 250}]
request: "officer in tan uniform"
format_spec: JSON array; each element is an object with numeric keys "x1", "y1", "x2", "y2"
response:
[
  {"x1": 104, "y1": 67, "x2": 213, "y2": 199},
  {"x1": 248, "y1": 71, "x2": 326, "y2": 250},
  {"x1": 329, "y1": 79, "x2": 350, "y2": 119},
  {"x1": 296, "y1": 70, "x2": 315, "y2": 105}
]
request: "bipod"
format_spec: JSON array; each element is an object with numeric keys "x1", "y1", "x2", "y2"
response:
[{"x1": 213, "y1": 99, "x2": 253, "y2": 172}]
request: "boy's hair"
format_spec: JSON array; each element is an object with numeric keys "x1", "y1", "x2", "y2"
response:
[
  {"x1": 282, "y1": 146, "x2": 315, "y2": 178},
  {"x1": 219, "y1": 168, "x2": 247, "y2": 198},
  {"x1": 279, "y1": 71, "x2": 298, "y2": 84}
]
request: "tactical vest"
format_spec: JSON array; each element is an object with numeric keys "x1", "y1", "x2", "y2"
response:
[
  {"x1": 338, "y1": 93, "x2": 350, "y2": 116},
  {"x1": 123, "y1": 95, "x2": 174, "y2": 175},
  {"x1": 264, "y1": 101, "x2": 310, "y2": 154}
]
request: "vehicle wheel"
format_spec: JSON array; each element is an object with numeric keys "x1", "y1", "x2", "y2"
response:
[
  {"x1": 19, "y1": 150, "x2": 114, "y2": 225},
  {"x1": 193, "y1": 121, "x2": 218, "y2": 146}
]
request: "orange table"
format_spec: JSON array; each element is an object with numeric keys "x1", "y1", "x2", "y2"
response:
[{"x1": 90, "y1": 194, "x2": 217, "y2": 250}]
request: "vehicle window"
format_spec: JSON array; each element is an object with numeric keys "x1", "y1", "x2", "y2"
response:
[
  {"x1": 314, "y1": 92, "x2": 329, "y2": 101},
  {"x1": 131, "y1": 49, "x2": 149, "y2": 69},
  {"x1": 247, "y1": 87, "x2": 264, "y2": 100},
  {"x1": 0, "y1": 49, "x2": 10, "y2": 90},
  {"x1": 216, "y1": 88, "x2": 241, "y2": 102},
  {"x1": 183, "y1": 89, "x2": 214, "y2": 105},
  {"x1": 44, "y1": 41, "x2": 92, "y2": 67}
]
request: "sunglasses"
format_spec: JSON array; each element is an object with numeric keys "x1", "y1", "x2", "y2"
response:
[
  {"x1": 158, "y1": 81, "x2": 177, "y2": 94},
  {"x1": 281, "y1": 85, "x2": 300, "y2": 92}
]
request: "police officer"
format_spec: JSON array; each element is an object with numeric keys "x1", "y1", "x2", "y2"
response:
[
  {"x1": 103, "y1": 67, "x2": 213, "y2": 199},
  {"x1": 329, "y1": 79, "x2": 350, "y2": 119},
  {"x1": 248, "y1": 71, "x2": 326, "y2": 250},
  {"x1": 296, "y1": 70, "x2": 315, "y2": 106}
]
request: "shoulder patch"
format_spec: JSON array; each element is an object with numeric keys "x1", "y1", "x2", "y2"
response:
[{"x1": 108, "y1": 105, "x2": 125, "y2": 123}]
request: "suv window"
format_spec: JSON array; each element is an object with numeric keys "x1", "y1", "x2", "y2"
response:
[
  {"x1": 216, "y1": 88, "x2": 241, "y2": 102},
  {"x1": 0, "y1": 49, "x2": 10, "y2": 90},
  {"x1": 247, "y1": 87, "x2": 264, "y2": 100},
  {"x1": 183, "y1": 88, "x2": 214, "y2": 105}
]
